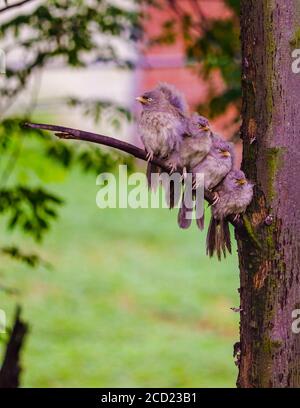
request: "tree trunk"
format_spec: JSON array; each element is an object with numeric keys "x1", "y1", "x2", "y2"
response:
[
  {"x1": 0, "y1": 306, "x2": 28, "y2": 388},
  {"x1": 237, "y1": 0, "x2": 300, "y2": 387}
]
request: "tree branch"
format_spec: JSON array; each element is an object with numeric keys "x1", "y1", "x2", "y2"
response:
[
  {"x1": 23, "y1": 122, "x2": 169, "y2": 170},
  {"x1": 0, "y1": 0, "x2": 36, "y2": 14},
  {"x1": 22, "y1": 121, "x2": 245, "y2": 230}
]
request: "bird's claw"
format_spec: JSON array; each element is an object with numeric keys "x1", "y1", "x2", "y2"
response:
[
  {"x1": 192, "y1": 179, "x2": 199, "y2": 190},
  {"x1": 181, "y1": 166, "x2": 188, "y2": 181},
  {"x1": 168, "y1": 162, "x2": 178, "y2": 174},
  {"x1": 212, "y1": 192, "x2": 220, "y2": 206},
  {"x1": 146, "y1": 151, "x2": 154, "y2": 162},
  {"x1": 233, "y1": 213, "x2": 241, "y2": 222}
]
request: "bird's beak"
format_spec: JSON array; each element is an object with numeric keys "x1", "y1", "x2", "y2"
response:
[
  {"x1": 221, "y1": 150, "x2": 231, "y2": 157},
  {"x1": 200, "y1": 125, "x2": 210, "y2": 131},
  {"x1": 136, "y1": 96, "x2": 148, "y2": 105},
  {"x1": 237, "y1": 178, "x2": 247, "y2": 185}
]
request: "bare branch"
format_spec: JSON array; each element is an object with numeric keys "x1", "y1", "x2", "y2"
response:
[
  {"x1": 0, "y1": 0, "x2": 36, "y2": 14},
  {"x1": 22, "y1": 121, "x2": 245, "y2": 230},
  {"x1": 23, "y1": 122, "x2": 169, "y2": 170}
]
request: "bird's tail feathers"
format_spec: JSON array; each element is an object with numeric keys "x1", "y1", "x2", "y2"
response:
[
  {"x1": 192, "y1": 188, "x2": 205, "y2": 230},
  {"x1": 196, "y1": 213, "x2": 205, "y2": 230},
  {"x1": 206, "y1": 217, "x2": 231, "y2": 261},
  {"x1": 206, "y1": 216, "x2": 217, "y2": 258},
  {"x1": 215, "y1": 219, "x2": 225, "y2": 261},
  {"x1": 223, "y1": 219, "x2": 232, "y2": 255},
  {"x1": 177, "y1": 190, "x2": 192, "y2": 229}
]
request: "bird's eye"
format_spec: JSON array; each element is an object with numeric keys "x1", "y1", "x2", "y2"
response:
[{"x1": 147, "y1": 97, "x2": 153, "y2": 102}]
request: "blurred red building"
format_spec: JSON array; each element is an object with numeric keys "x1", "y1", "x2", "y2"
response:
[{"x1": 134, "y1": 0, "x2": 242, "y2": 166}]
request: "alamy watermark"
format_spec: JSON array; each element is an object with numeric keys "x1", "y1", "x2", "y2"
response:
[
  {"x1": 291, "y1": 49, "x2": 300, "y2": 73},
  {"x1": 0, "y1": 309, "x2": 6, "y2": 333},
  {"x1": 96, "y1": 165, "x2": 205, "y2": 219},
  {"x1": 292, "y1": 309, "x2": 300, "y2": 334}
]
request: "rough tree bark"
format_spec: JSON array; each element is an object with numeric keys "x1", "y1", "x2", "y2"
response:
[{"x1": 237, "y1": 0, "x2": 300, "y2": 387}]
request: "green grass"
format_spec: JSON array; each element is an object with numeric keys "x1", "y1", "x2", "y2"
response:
[{"x1": 0, "y1": 168, "x2": 240, "y2": 387}]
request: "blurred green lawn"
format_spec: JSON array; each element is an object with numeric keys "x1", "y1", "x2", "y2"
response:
[{"x1": 0, "y1": 167, "x2": 240, "y2": 387}]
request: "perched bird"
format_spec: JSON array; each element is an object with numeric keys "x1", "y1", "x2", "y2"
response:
[
  {"x1": 136, "y1": 83, "x2": 187, "y2": 192},
  {"x1": 178, "y1": 137, "x2": 234, "y2": 230},
  {"x1": 168, "y1": 113, "x2": 212, "y2": 172},
  {"x1": 176, "y1": 113, "x2": 212, "y2": 229},
  {"x1": 192, "y1": 138, "x2": 234, "y2": 191},
  {"x1": 206, "y1": 169, "x2": 254, "y2": 260},
  {"x1": 182, "y1": 114, "x2": 212, "y2": 169}
]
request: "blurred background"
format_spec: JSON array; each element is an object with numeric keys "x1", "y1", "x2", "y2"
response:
[{"x1": 0, "y1": 0, "x2": 242, "y2": 387}]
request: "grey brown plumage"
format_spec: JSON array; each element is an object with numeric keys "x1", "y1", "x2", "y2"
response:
[
  {"x1": 157, "y1": 82, "x2": 188, "y2": 113},
  {"x1": 181, "y1": 114, "x2": 212, "y2": 170},
  {"x1": 206, "y1": 169, "x2": 254, "y2": 260},
  {"x1": 136, "y1": 84, "x2": 187, "y2": 195},
  {"x1": 177, "y1": 114, "x2": 213, "y2": 229},
  {"x1": 192, "y1": 138, "x2": 234, "y2": 190},
  {"x1": 178, "y1": 137, "x2": 234, "y2": 230}
]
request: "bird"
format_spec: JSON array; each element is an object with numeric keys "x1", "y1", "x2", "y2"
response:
[
  {"x1": 192, "y1": 137, "x2": 234, "y2": 191},
  {"x1": 165, "y1": 112, "x2": 213, "y2": 211},
  {"x1": 181, "y1": 113, "x2": 212, "y2": 169},
  {"x1": 136, "y1": 83, "x2": 187, "y2": 193},
  {"x1": 206, "y1": 169, "x2": 254, "y2": 260},
  {"x1": 136, "y1": 84, "x2": 187, "y2": 165},
  {"x1": 168, "y1": 113, "x2": 212, "y2": 172},
  {"x1": 178, "y1": 137, "x2": 234, "y2": 230},
  {"x1": 175, "y1": 113, "x2": 212, "y2": 229}
]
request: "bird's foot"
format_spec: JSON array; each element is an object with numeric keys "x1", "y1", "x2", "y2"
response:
[
  {"x1": 212, "y1": 192, "x2": 220, "y2": 206},
  {"x1": 233, "y1": 213, "x2": 241, "y2": 222},
  {"x1": 192, "y1": 176, "x2": 201, "y2": 190},
  {"x1": 181, "y1": 166, "x2": 188, "y2": 181},
  {"x1": 168, "y1": 162, "x2": 178, "y2": 174},
  {"x1": 146, "y1": 151, "x2": 154, "y2": 162}
]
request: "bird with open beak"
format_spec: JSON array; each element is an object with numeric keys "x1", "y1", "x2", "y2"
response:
[
  {"x1": 206, "y1": 169, "x2": 254, "y2": 260},
  {"x1": 136, "y1": 83, "x2": 187, "y2": 191}
]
